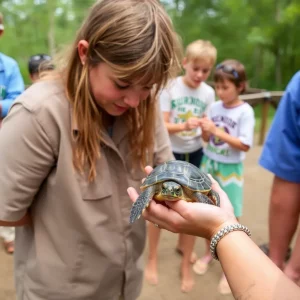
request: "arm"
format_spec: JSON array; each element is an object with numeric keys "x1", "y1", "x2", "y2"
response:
[
  {"x1": 1, "y1": 62, "x2": 25, "y2": 118},
  {"x1": 163, "y1": 111, "x2": 199, "y2": 134},
  {"x1": 0, "y1": 103, "x2": 55, "y2": 226},
  {"x1": 200, "y1": 118, "x2": 248, "y2": 151},
  {"x1": 212, "y1": 127, "x2": 250, "y2": 152},
  {"x1": 127, "y1": 173, "x2": 300, "y2": 300},
  {"x1": 0, "y1": 213, "x2": 31, "y2": 227},
  {"x1": 201, "y1": 129, "x2": 210, "y2": 142},
  {"x1": 159, "y1": 85, "x2": 200, "y2": 134},
  {"x1": 217, "y1": 230, "x2": 300, "y2": 300},
  {"x1": 199, "y1": 107, "x2": 255, "y2": 152}
]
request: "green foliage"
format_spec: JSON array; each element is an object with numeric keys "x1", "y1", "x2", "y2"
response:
[
  {"x1": 163, "y1": 0, "x2": 300, "y2": 91},
  {"x1": 0, "y1": 0, "x2": 299, "y2": 89}
]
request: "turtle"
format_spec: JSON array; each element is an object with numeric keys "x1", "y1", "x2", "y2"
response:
[{"x1": 129, "y1": 160, "x2": 220, "y2": 224}]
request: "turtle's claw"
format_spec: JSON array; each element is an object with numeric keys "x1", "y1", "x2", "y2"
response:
[{"x1": 129, "y1": 186, "x2": 155, "y2": 224}]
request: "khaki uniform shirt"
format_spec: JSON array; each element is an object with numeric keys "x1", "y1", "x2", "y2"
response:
[{"x1": 0, "y1": 80, "x2": 173, "y2": 300}]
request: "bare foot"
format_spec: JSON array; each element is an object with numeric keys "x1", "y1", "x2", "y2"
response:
[
  {"x1": 181, "y1": 265, "x2": 195, "y2": 293},
  {"x1": 3, "y1": 240, "x2": 14, "y2": 254},
  {"x1": 145, "y1": 259, "x2": 158, "y2": 285},
  {"x1": 176, "y1": 247, "x2": 197, "y2": 264}
]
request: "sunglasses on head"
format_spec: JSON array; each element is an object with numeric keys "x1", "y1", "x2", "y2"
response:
[
  {"x1": 30, "y1": 54, "x2": 51, "y2": 62},
  {"x1": 216, "y1": 64, "x2": 239, "y2": 79}
]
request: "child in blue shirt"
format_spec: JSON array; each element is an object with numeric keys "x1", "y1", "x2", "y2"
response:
[{"x1": 0, "y1": 12, "x2": 24, "y2": 254}]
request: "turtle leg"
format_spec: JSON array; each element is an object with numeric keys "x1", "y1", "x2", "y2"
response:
[
  {"x1": 129, "y1": 185, "x2": 156, "y2": 224},
  {"x1": 192, "y1": 192, "x2": 217, "y2": 205},
  {"x1": 207, "y1": 190, "x2": 220, "y2": 207}
]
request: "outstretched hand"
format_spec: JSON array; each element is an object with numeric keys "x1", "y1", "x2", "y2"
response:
[
  {"x1": 199, "y1": 118, "x2": 217, "y2": 135},
  {"x1": 127, "y1": 166, "x2": 237, "y2": 240}
]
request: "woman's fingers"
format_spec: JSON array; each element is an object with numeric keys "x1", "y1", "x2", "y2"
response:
[
  {"x1": 127, "y1": 187, "x2": 139, "y2": 203},
  {"x1": 126, "y1": 187, "x2": 183, "y2": 231},
  {"x1": 145, "y1": 165, "x2": 153, "y2": 175},
  {"x1": 141, "y1": 166, "x2": 153, "y2": 183},
  {"x1": 143, "y1": 200, "x2": 187, "y2": 233},
  {"x1": 164, "y1": 200, "x2": 192, "y2": 217}
]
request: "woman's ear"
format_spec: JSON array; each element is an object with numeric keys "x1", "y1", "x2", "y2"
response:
[{"x1": 77, "y1": 40, "x2": 89, "y2": 65}]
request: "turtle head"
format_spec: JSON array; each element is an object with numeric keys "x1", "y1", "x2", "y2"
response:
[{"x1": 159, "y1": 181, "x2": 183, "y2": 201}]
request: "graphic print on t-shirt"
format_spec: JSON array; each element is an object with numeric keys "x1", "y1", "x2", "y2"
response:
[
  {"x1": 207, "y1": 115, "x2": 238, "y2": 157},
  {"x1": 171, "y1": 96, "x2": 207, "y2": 137},
  {"x1": 211, "y1": 125, "x2": 229, "y2": 145}
]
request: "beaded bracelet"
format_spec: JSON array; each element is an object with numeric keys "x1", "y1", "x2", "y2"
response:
[{"x1": 210, "y1": 223, "x2": 251, "y2": 261}]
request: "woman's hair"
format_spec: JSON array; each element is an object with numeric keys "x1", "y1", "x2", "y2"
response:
[
  {"x1": 213, "y1": 59, "x2": 247, "y2": 93},
  {"x1": 44, "y1": 0, "x2": 182, "y2": 181}
]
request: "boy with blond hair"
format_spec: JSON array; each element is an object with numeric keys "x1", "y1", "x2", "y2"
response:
[{"x1": 145, "y1": 39, "x2": 217, "y2": 293}]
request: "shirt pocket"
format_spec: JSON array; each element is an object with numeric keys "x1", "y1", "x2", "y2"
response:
[
  {"x1": 76, "y1": 172, "x2": 113, "y2": 200},
  {"x1": 76, "y1": 160, "x2": 113, "y2": 201}
]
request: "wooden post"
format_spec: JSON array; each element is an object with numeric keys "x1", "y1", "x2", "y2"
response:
[{"x1": 259, "y1": 98, "x2": 270, "y2": 145}]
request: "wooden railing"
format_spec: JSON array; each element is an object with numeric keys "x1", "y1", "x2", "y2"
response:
[{"x1": 240, "y1": 91, "x2": 284, "y2": 145}]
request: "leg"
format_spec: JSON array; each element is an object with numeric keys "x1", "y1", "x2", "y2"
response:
[
  {"x1": 268, "y1": 176, "x2": 300, "y2": 269},
  {"x1": 193, "y1": 155, "x2": 215, "y2": 274},
  {"x1": 174, "y1": 151, "x2": 199, "y2": 264},
  {"x1": 173, "y1": 152, "x2": 185, "y2": 161},
  {"x1": 187, "y1": 148, "x2": 203, "y2": 168},
  {"x1": 176, "y1": 235, "x2": 197, "y2": 264},
  {"x1": 207, "y1": 189, "x2": 220, "y2": 206},
  {"x1": 192, "y1": 191, "x2": 216, "y2": 205},
  {"x1": 180, "y1": 234, "x2": 196, "y2": 293},
  {"x1": 0, "y1": 227, "x2": 15, "y2": 254},
  {"x1": 129, "y1": 185, "x2": 156, "y2": 223},
  {"x1": 145, "y1": 222, "x2": 161, "y2": 285},
  {"x1": 213, "y1": 162, "x2": 243, "y2": 295},
  {"x1": 193, "y1": 238, "x2": 212, "y2": 275},
  {"x1": 284, "y1": 229, "x2": 300, "y2": 284}
]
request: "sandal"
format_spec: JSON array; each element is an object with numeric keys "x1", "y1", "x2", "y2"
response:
[
  {"x1": 218, "y1": 276, "x2": 232, "y2": 295},
  {"x1": 259, "y1": 243, "x2": 292, "y2": 261},
  {"x1": 3, "y1": 240, "x2": 14, "y2": 254},
  {"x1": 193, "y1": 258, "x2": 213, "y2": 275}
]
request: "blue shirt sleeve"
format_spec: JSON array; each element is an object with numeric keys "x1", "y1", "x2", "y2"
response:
[
  {"x1": 1, "y1": 62, "x2": 24, "y2": 118},
  {"x1": 259, "y1": 71, "x2": 300, "y2": 182}
]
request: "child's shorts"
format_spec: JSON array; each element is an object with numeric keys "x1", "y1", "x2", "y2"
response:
[{"x1": 201, "y1": 155, "x2": 244, "y2": 217}]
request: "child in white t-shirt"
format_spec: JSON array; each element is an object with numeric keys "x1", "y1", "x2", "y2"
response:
[
  {"x1": 145, "y1": 40, "x2": 217, "y2": 293},
  {"x1": 195, "y1": 59, "x2": 255, "y2": 295}
]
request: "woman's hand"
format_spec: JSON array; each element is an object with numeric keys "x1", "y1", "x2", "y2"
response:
[{"x1": 127, "y1": 167, "x2": 237, "y2": 240}]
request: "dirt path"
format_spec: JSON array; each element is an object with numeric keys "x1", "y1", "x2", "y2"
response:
[{"x1": 0, "y1": 145, "x2": 274, "y2": 300}]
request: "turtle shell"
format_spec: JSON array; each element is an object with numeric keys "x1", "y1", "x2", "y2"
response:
[{"x1": 141, "y1": 160, "x2": 212, "y2": 192}]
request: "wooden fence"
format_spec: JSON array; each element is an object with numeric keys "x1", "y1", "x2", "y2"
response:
[{"x1": 240, "y1": 91, "x2": 284, "y2": 145}]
